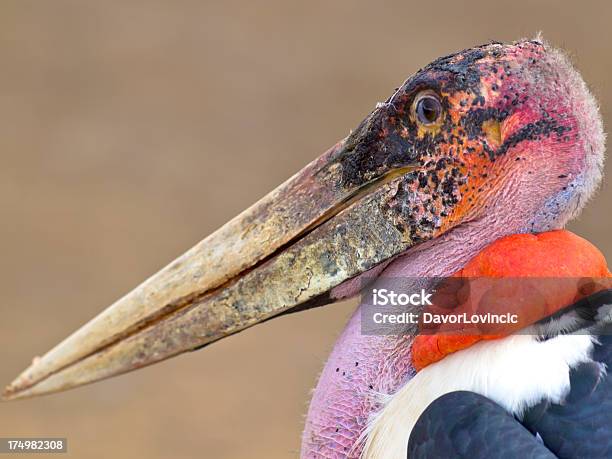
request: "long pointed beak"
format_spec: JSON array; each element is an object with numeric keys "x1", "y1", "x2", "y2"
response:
[{"x1": 4, "y1": 105, "x2": 433, "y2": 400}]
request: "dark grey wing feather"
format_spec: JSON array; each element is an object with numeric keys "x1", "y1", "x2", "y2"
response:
[
  {"x1": 408, "y1": 391, "x2": 556, "y2": 458},
  {"x1": 521, "y1": 331, "x2": 612, "y2": 459}
]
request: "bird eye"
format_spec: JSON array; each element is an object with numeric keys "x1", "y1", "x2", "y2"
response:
[{"x1": 414, "y1": 93, "x2": 443, "y2": 126}]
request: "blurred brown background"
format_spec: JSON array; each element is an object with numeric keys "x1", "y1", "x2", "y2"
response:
[{"x1": 0, "y1": 1, "x2": 610, "y2": 458}]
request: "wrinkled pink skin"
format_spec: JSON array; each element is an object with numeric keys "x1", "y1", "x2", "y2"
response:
[{"x1": 300, "y1": 42, "x2": 603, "y2": 458}]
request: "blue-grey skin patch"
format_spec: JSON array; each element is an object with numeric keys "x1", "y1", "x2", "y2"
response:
[{"x1": 525, "y1": 174, "x2": 588, "y2": 233}]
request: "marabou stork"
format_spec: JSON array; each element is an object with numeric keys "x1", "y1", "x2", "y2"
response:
[{"x1": 4, "y1": 39, "x2": 611, "y2": 458}]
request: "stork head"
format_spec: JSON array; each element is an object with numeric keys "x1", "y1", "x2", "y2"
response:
[
  {"x1": 339, "y1": 38, "x2": 603, "y2": 240},
  {"x1": 4, "y1": 39, "x2": 604, "y2": 401}
]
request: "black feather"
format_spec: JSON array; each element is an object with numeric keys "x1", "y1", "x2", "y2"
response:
[{"x1": 408, "y1": 391, "x2": 556, "y2": 458}]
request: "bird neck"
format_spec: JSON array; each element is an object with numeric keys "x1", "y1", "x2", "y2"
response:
[{"x1": 301, "y1": 214, "x2": 524, "y2": 458}]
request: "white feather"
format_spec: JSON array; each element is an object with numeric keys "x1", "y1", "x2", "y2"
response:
[{"x1": 360, "y1": 333, "x2": 596, "y2": 459}]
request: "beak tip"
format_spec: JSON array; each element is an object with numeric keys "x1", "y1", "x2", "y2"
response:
[
  {"x1": 2, "y1": 365, "x2": 40, "y2": 401},
  {"x1": 2, "y1": 379, "x2": 45, "y2": 402},
  {"x1": 2, "y1": 380, "x2": 22, "y2": 401},
  {"x1": 2, "y1": 384, "x2": 20, "y2": 402}
]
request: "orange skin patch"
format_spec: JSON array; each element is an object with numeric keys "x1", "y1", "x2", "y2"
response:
[{"x1": 412, "y1": 230, "x2": 611, "y2": 371}]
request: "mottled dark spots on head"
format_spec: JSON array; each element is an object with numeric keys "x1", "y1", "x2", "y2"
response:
[
  {"x1": 483, "y1": 145, "x2": 497, "y2": 162},
  {"x1": 337, "y1": 107, "x2": 421, "y2": 187},
  {"x1": 418, "y1": 173, "x2": 428, "y2": 189},
  {"x1": 419, "y1": 217, "x2": 435, "y2": 229},
  {"x1": 472, "y1": 95, "x2": 486, "y2": 107},
  {"x1": 462, "y1": 107, "x2": 509, "y2": 140},
  {"x1": 405, "y1": 175, "x2": 416, "y2": 186},
  {"x1": 423, "y1": 46, "x2": 487, "y2": 94},
  {"x1": 497, "y1": 117, "x2": 572, "y2": 157},
  {"x1": 427, "y1": 170, "x2": 440, "y2": 186},
  {"x1": 442, "y1": 176, "x2": 456, "y2": 195}
]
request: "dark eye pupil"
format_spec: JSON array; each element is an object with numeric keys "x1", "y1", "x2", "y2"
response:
[{"x1": 416, "y1": 96, "x2": 441, "y2": 124}]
